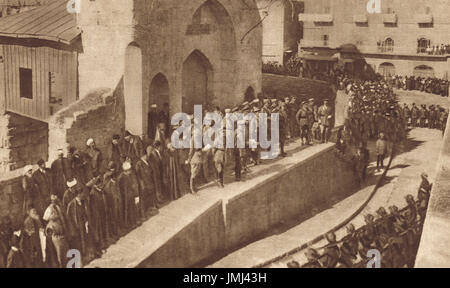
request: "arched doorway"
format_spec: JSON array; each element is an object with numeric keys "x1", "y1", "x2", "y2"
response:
[
  {"x1": 124, "y1": 43, "x2": 144, "y2": 136},
  {"x1": 244, "y1": 86, "x2": 255, "y2": 102},
  {"x1": 148, "y1": 73, "x2": 169, "y2": 139},
  {"x1": 413, "y1": 65, "x2": 435, "y2": 78},
  {"x1": 182, "y1": 50, "x2": 213, "y2": 114},
  {"x1": 378, "y1": 62, "x2": 396, "y2": 78}
]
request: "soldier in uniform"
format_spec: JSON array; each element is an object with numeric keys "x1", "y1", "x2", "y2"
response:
[
  {"x1": 320, "y1": 232, "x2": 340, "y2": 268},
  {"x1": 420, "y1": 105, "x2": 428, "y2": 128},
  {"x1": 296, "y1": 101, "x2": 310, "y2": 146},
  {"x1": 339, "y1": 224, "x2": 359, "y2": 268},
  {"x1": 410, "y1": 103, "x2": 420, "y2": 128},
  {"x1": 303, "y1": 248, "x2": 323, "y2": 268},
  {"x1": 318, "y1": 99, "x2": 333, "y2": 143}
]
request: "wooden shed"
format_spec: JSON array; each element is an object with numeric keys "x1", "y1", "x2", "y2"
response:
[{"x1": 0, "y1": 0, "x2": 81, "y2": 121}]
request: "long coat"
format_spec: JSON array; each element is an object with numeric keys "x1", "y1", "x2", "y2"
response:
[
  {"x1": 22, "y1": 176, "x2": 42, "y2": 215},
  {"x1": 103, "y1": 175, "x2": 123, "y2": 236},
  {"x1": 32, "y1": 169, "x2": 53, "y2": 208},
  {"x1": 66, "y1": 198, "x2": 90, "y2": 255},
  {"x1": 118, "y1": 172, "x2": 139, "y2": 228},
  {"x1": 51, "y1": 158, "x2": 72, "y2": 199},
  {"x1": 135, "y1": 158, "x2": 157, "y2": 210},
  {"x1": 89, "y1": 186, "x2": 109, "y2": 248}
]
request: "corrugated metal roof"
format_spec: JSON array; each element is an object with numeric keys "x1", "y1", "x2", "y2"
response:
[{"x1": 0, "y1": 0, "x2": 80, "y2": 45}]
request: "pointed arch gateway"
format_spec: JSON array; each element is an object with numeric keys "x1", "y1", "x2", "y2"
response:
[
  {"x1": 182, "y1": 0, "x2": 238, "y2": 113},
  {"x1": 182, "y1": 50, "x2": 213, "y2": 114}
]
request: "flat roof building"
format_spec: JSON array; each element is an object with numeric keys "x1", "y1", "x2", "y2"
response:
[{"x1": 298, "y1": 0, "x2": 450, "y2": 79}]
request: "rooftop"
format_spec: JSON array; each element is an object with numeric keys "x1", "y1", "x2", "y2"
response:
[{"x1": 0, "y1": 0, "x2": 80, "y2": 45}]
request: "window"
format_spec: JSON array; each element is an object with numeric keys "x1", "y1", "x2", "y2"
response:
[
  {"x1": 417, "y1": 38, "x2": 430, "y2": 53},
  {"x1": 383, "y1": 38, "x2": 394, "y2": 52},
  {"x1": 323, "y1": 35, "x2": 329, "y2": 46},
  {"x1": 19, "y1": 68, "x2": 32, "y2": 99},
  {"x1": 425, "y1": 6, "x2": 431, "y2": 14},
  {"x1": 324, "y1": 6, "x2": 330, "y2": 13}
]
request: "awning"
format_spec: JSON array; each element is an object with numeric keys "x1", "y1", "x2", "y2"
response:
[
  {"x1": 298, "y1": 14, "x2": 333, "y2": 23},
  {"x1": 382, "y1": 14, "x2": 397, "y2": 24},
  {"x1": 415, "y1": 14, "x2": 433, "y2": 24},
  {"x1": 353, "y1": 14, "x2": 368, "y2": 23}
]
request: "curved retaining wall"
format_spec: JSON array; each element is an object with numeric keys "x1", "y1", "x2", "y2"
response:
[
  {"x1": 415, "y1": 117, "x2": 450, "y2": 268},
  {"x1": 134, "y1": 145, "x2": 358, "y2": 268}
]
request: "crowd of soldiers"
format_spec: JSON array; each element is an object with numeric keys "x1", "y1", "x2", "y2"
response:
[
  {"x1": 286, "y1": 172, "x2": 432, "y2": 268},
  {"x1": 390, "y1": 75, "x2": 449, "y2": 97},
  {"x1": 337, "y1": 76, "x2": 449, "y2": 151},
  {"x1": 0, "y1": 95, "x2": 335, "y2": 268}
]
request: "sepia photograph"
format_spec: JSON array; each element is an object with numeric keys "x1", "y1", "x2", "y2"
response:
[{"x1": 0, "y1": 0, "x2": 449, "y2": 274}]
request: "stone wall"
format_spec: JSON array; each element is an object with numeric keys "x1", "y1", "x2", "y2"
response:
[
  {"x1": 48, "y1": 80, "x2": 126, "y2": 166},
  {"x1": 0, "y1": 112, "x2": 48, "y2": 173},
  {"x1": 415, "y1": 116, "x2": 450, "y2": 268},
  {"x1": 0, "y1": 169, "x2": 25, "y2": 228},
  {"x1": 136, "y1": 145, "x2": 357, "y2": 268},
  {"x1": 77, "y1": 0, "x2": 263, "y2": 136}
]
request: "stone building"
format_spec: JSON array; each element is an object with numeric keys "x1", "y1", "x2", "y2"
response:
[
  {"x1": 78, "y1": 0, "x2": 263, "y2": 138},
  {"x1": 0, "y1": 0, "x2": 263, "y2": 170},
  {"x1": 257, "y1": 0, "x2": 303, "y2": 64},
  {"x1": 298, "y1": 0, "x2": 450, "y2": 78}
]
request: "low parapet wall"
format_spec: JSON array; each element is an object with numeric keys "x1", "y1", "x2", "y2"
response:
[
  {"x1": 125, "y1": 144, "x2": 357, "y2": 268},
  {"x1": 415, "y1": 117, "x2": 450, "y2": 268}
]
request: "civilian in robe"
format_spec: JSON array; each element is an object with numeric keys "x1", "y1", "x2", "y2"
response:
[
  {"x1": 85, "y1": 138, "x2": 103, "y2": 181},
  {"x1": 66, "y1": 189, "x2": 91, "y2": 262},
  {"x1": 124, "y1": 131, "x2": 144, "y2": 168},
  {"x1": 62, "y1": 179, "x2": 79, "y2": 213},
  {"x1": 109, "y1": 135, "x2": 126, "y2": 172},
  {"x1": 6, "y1": 234, "x2": 24, "y2": 268},
  {"x1": 148, "y1": 143, "x2": 166, "y2": 205},
  {"x1": 43, "y1": 195, "x2": 69, "y2": 268},
  {"x1": 118, "y1": 162, "x2": 139, "y2": 228},
  {"x1": 86, "y1": 176, "x2": 109, "y2": 256},
  {"x1": 22, "y1": 165, "x2": 43, "y2": 216},
  {"x1": 33, "y1": 159, "x2": 53, "y2": 209},
  {"x1": 103, "y1": 162, "x2": 123, "y2": 237},
  {"x1": 51, "y1": 149, "x2": 72, "y2": 200},
  {"x1": 20, "y1": 208, "x2": 44, "y2": 268},
  {"x1": 166, "y1": 143, "x2": 188, "y2": 200},
  {"x1": 135, "y1": 150, "x2": 159, "y2": 217},
  {"x1": 70, "y1": 148, "x2": 88, "y2": 186}
]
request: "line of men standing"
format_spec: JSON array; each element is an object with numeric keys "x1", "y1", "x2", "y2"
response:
[{"x1": 1, "y1": 94, "x2": 335, "y2": 268}]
